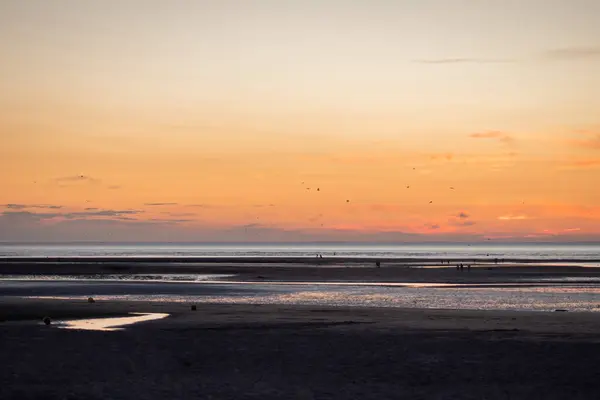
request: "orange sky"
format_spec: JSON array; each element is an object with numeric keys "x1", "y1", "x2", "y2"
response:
[{"x1": 1, "y1": 1, "x2": 599, "y2": 242}]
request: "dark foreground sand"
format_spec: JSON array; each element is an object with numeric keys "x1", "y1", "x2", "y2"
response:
[{"x1": 2, "y1": 298, "x2": 600, "y2": 399}]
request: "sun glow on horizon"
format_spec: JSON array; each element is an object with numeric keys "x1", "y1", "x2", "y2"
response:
[{"x1": 1, "y1": 1, "x2": 599, "y2": 242}]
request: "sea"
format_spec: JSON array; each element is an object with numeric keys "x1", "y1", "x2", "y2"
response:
[
  {"x1": 1, "y1": 242, "x2": 599, "y2": 260},
  {"x1": 2, "y1": 242, "x2": 600, "y2": 313}
]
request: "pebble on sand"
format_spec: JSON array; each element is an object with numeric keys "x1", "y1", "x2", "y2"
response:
[
  {"x1": 87, "y1": 297, "x2": 95, "y2": 303},
  {"x1": 191, "y1": 305, "x2": 197, "y2": 311},
  {"x1": 43, "y1": 316, "x2": 52, "y2": 326}
]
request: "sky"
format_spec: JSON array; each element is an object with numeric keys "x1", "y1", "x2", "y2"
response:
[{"x1": 1, "y1": 0, "x2": 599, "y2": 242}]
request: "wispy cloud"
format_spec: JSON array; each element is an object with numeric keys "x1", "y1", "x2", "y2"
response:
[
  {"x1": 107, "y1": 185, "x2": 122, "y2": 190},
  {"x1": 161, "y1": 212, "x2": 196, "y2": 217},
  {"x1": 425, "y1": 223, "x2": 441, "y2": 230},
  {"x1": 413, "y1": 47, "x2": 600, "y2": 66},
  {"x1": 498, "y1": 215, "x2": 529, "y2": 221},
  {"x1": 469, "y1": 131, "x2": 515, "y2": 145},
  {"x1": 429, "y1": 153, "x2": 454, "y2": 161},
  {"x1": 450, "y1": 220, "x2": 476, "y2": 227},
  {"x1": 413, "y1": 58, "x2": 514, "y2": 64},
  {"x1": 3, "y1": 204, "x2": 63, "y2": 210},
  {"x1": 55, "y1": 175, "x2": 101, "y2": 185},
  {"x1": 185, "y1": 204, "x2": 220, "y2": 209},
  {"x1": 1, "y1": 211, "x2": 64, "y2": 221},
  {"x1": 0, "y1": 209, "x2": 143, "y2": 221},
  {"x1": 147, "y1": 218, "x2": 193, "y2": 224},
  {"x1": 559, "y1": 159, "x2": 600, "y2": 170},
  {"x1": 68, "y1": 210, "x2": 142, "y2": 218},
  {"x1": 447, "y1": 211, "x2": 476, "y2": 228},
  {"x1": 144, "y1": 202, "x2": 178, "y2": 206},
  {"x1": 543, "y1": 46, "x2": 600, "y2": 61},
  {"x1": 571, "y1": 133, "x2": 600, "y2": 150}
]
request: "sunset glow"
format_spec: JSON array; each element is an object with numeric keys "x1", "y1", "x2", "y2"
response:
[{"x1": 1, "y1": 1, "x2": 599, "y2": 242}]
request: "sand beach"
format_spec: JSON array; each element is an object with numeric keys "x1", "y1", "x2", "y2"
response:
[{"x1": 2, "y1": 258, "x2": 600, "y2": 399}]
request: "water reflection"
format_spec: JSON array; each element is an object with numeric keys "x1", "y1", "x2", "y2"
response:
[
  {"x1": 57, "y1": 313, "x2": 169, "y2": 331},
  {"x1": 0, "y1": 274, "x2": 232, "y2": 282}
]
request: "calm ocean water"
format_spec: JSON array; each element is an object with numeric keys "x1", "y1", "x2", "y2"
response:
[{"x1": 0, "y1": 242, "x2": 599, "y2": 260}]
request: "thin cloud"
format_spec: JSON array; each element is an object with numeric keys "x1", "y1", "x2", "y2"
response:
[
  {"x1": 559, "y1": 159, "x2": 600, "y2": 170},
  {"x1": 1, "y1": 211, "x2": 63, "y2": 220},
  {"x1": 144, "y1": 202, "x2": 179, "y2": 206},
  {"x1": 413, "y1": 58, "x2": 514, "y2": 64},
  {"x1": 240, "y1": 223, "x2": 268, "y2": 230},
  {"x1": 3, "y1": 204, "x2": 63, "y2": 210},
  {"x1": 543, "y1": 46, "x2": 600, "y2": 61},
  {"x1": 469, "y1": 131, "x2": 515, "y2": 146},
  {"x1": 147, "y1": 218, "x2": 193, "y2": 224},
  {"x1": 450, "y1": 220, "x2": 476, "y2": 227},
  {"x1": 571, "y1": 133, "x2": 600, "y2": 150},
  {"x1": 425, "y1": 223, "x2": 441, "y2": 230},
  {"x1": 108, "y1": 185, "x2": 122, "y2": 190},
  {"x1": 469, "y1": 131, "x2": 515, "y2": 145},
  {"x1": 66, "y1": 210, "x2": 142, "y2": 218},
  {"x1": 116, "y1": 216, "x2": 138, "y2": 221},
  {"x1": 456, "y1": 212, "x2": 470, "y2": 219},
  {"x1": 498, "y1": 215, "x2": 529, "y2": 221},
  {"x1": 429, "y1": 153, "x2": 454, "y2": 161},
  {"x1": 185, "y1": 204, "x2": 219, "y2": 209},
  {"x1": 55, "y1": 175, "x2": 101, "y2": 184},
  {"x1": 0, "y1": 209, "x2": 143, "y2": 221},
  {"x1": 161, "y1": 212, "x2": 196, "y2": 217}
]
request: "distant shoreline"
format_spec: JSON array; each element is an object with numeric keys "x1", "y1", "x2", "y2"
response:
[
  {"x1": 2, "y1": 241, "x2": 600, "y2": 244},
  {"x1": 2, "y1": 256, "x2": 600, "y2": 264}
]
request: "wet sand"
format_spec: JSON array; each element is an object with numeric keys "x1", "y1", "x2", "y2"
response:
[
  {"x1": 3, "y1": 260, "x2": 600, "y2": 398},
  {"x1": 2, "y1": 298, "x2": 600, "y2": 399},
  {"x1": 2, "y1": 258, "x2": 600, "y2": 284}
]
